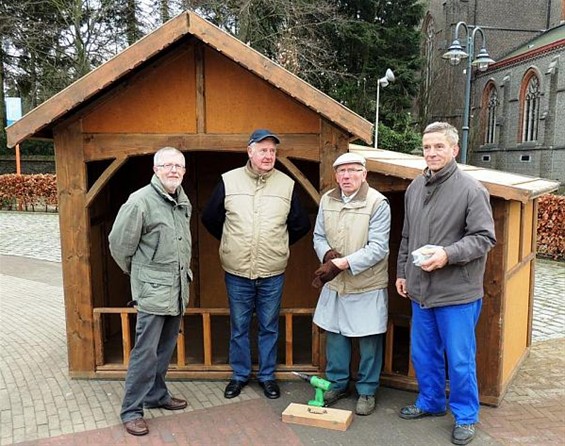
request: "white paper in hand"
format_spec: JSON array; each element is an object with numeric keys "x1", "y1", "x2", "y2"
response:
[{"x1": 411, "y1": 245, "x2": 442, "y2": 267}]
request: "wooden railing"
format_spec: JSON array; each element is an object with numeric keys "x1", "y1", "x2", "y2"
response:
[{"x1": 93, "y1": 307, "x2": 322, "y2": 377}]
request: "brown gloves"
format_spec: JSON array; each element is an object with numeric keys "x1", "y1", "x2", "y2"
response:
[
  {"x1": 322, "y1": 249, "x2": 342, "y2": 263},
  {"x1": 312, "y1": 260, "x2": 342, "y2": 289}
]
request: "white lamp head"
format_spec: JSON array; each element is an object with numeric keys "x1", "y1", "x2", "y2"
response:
[{"x1": 379, "y1": 69, "x2": 395, "y2": 87}]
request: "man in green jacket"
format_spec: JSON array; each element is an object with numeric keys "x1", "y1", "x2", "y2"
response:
[{"x1": 109, "y1": 147, "x2": 193, "y2": 437}]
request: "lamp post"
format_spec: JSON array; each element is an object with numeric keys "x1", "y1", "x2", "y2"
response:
[
  {"x1": 442, "y1": 22, "x2": 494, "y2": 164},
  {"x1": 374, "y1": 68, "x2": 395, "y2": 149}
]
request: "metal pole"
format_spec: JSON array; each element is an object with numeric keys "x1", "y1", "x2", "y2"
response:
[
  {"x1": 374, "y1": 82, "x2": 380, "y2": 149},
  {"x1": 460, "y1": 34, "x2": 474, "y2": 165}
]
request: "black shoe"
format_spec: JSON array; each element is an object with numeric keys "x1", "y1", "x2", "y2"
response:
[
  {"x1": 224, "y1": 379, "x2": 248, "y2": 399},
  {"x1": 259, "y1": 380, "x2": 280, "y2": 399},
  {"x1": 399, "y1": 404, "x2": 447, "y2": 420}
]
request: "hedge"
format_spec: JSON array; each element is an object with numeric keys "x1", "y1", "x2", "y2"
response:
[
  {"x1": 537, "y1": 194, "x2": 565, "y2": 261},
  {"x1": 0, "y1": 174, "x2": 58, "y2": 212},
  {"x1": 0, "y1": 174, "x2": 562, "y2": 259}
]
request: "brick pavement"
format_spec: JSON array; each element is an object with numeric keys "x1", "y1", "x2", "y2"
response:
[{"x1": 1, "y1": 211, "x2": 564, "y2": 445}]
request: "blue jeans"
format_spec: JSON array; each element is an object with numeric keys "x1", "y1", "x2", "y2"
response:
[
  {"x1": 120, "y1": 311, "x2": 182, "y2": 422},
  {"x1": 225, "y1": 272, "x2": 284, "y2": 382},
  {"x1": 410, "y1": 300, "x2": 482, "y2": 425},
  {"x1": 325, "y1": 331, "x2": 384, "y2": 396}
]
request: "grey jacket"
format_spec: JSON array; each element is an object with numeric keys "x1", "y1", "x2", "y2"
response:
[
  {"x1": 397, "y1": 160, "x2": 496, "y2": 308},
  {"x1": 109, "y1": 175, "x2": 193, "y2": 315}
]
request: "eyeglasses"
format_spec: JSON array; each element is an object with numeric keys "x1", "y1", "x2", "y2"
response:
[
  {"x1": 336, "y1": 168, "x2": 364, "y2": 176},
  {"x1": 156, "y1": 163, "x2": 186, "y2": 171}
]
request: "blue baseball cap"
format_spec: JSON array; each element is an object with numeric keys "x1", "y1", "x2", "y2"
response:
[{"x1": 248, "y1": 129, "x2": 280, "y2": 145}]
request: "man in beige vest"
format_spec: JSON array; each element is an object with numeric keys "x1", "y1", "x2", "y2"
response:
[
  {"x1": 202, "y1": 129, "x2": 310, "y2": 400},
  {"x1": 312, "y1": 152, "x2": 391, "y2": 416}
]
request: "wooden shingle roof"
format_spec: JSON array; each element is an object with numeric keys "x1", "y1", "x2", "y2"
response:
[{"x1": 7, "y1": 11, "x2": 372, "y2": 148}]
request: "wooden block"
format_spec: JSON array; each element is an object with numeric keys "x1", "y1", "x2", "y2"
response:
[{"x1": 282, "y1": 403, "x2": 353, "y2": 431}]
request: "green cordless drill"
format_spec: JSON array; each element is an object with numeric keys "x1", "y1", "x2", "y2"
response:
[{"x1": 292, "y1": 371, "x2": 331, "y2": 407}]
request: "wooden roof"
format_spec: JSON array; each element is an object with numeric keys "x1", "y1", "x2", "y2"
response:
[
  {"x1": 350, "y1": 144, "x2": 561, "y2": 203},
  {"x1": 6, "y1": 11, "x2": 373, "y2": 148}
]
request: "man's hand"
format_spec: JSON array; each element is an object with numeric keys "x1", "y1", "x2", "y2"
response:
[
  {"x1": 312, "y1": 260, "x2": 343, "y2": 288},
  {"x1": 323, "y1": 249, "x2": 342, "y2": 263},
  {"x1": 395, "y1": 278, "x2": 408, "y2": 298},
  {"x1": 420, "y1": 248, "x2": 448, "y2": 272}
]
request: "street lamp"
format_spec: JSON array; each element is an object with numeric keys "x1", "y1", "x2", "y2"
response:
[
  {"x1": 374, "y1": 68, "x2": 395, "y2": 149},
  {"x1": 442, "y1": 22, "x2": 495, "y2": 164}
]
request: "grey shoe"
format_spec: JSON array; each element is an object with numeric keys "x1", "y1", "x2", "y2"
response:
[
  {"x1": 452, "y1": 424, "x2": 476, "y2": 445},
  {"x1": 355, "y1": 395, "x2": 376, "y2": 415},
  {"x1": 323, "y1": 388, "x2": 350, "y2": 406},
  {"x1": 399, "y1": 404, "x2": 447, "y2": 419}
]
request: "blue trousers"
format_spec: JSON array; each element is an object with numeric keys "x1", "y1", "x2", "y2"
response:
[
  {"x1": 410, "y1": 300, "x2": 482, "y2": 425},
  {"x1": 325, "y1": 331, "x2": 384, "y2": 396},
  {"x1": 120, "y1": 311, "x2": 182, "y2": 422},
  {"x1": 225, "y1": 272, "x2": 284, "y2": 382}
]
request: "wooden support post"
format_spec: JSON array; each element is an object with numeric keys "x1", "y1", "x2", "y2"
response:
[
  {"x1": 121, "y1": 312, "x2": 131, "y2": 365},
  {"x1": 177, "y1": 317, "x2": 186, "y2": 366},
  {"x1": 93, "y1": 311, "x2": 104, "y2": 366},
  {"x1": 54, "y1": 121, "x2": 96, "y2": 376},
  {"x1": 203, "y1": 313, "x2": 212, "y2": 366},
  {"x1": 285, "y1": 313, "x2": 293, "y2": 366}
]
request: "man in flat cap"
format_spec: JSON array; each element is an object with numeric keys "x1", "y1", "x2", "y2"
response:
[
  {"x1": 202, "y1": 129, "x2": 311, "y2": 400},
  {"x1": 312, "y1": 152, "x2": 391, "y2": 416}
]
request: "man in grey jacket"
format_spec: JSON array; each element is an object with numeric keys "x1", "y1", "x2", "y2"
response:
[
  {"x1": 396, "y1": 122, "x2": 496, "y2": 445},
  {"x1": 109, "y1": 147, "x2": 192, "y2": 437}
]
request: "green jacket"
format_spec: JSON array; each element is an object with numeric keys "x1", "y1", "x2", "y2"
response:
[{"x1": 109, "y1": 175, "x2": 193, "y2": 315}]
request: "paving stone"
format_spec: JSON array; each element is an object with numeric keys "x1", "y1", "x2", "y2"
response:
[{"x1": 0, "y1": 211, "x2": 563, "y2": 446}]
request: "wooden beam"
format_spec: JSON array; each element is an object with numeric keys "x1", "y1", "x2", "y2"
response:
[
  {"x1": 83, "y1": 132, "x2": 320, "y2": 162},
  {"x1": 195, "y1": 42, "x2": 206, "y2": 133},
  {"x1": 285, "y1": 314, "x2": 293, "y2": 366},
  {"x1": 177, "y1": 317, "x2": 186, "y2": 366},
  {"x1": 121, "y1": 312, "x2": 131, "y2": 365},
  {"x1": 85, "y1": 156, "x2": 128, "y2": 208},
  {"x1": 93, "y1": 312, "x2": 104, "y2": 366},
  {"x1": 278, "y1": 156, "x2": 320, "y2": 204},
  {"x1": 320, "y1": 120, "x2": 348, "y2": 194},
  {"x1": 54, "y1": 120, "x2": 97, "y2": 375},
  {"x1": 203, "y1": 313, "x2": 212, "y2": 366}
]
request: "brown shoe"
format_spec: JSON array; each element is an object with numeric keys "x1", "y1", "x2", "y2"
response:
[
  {"x1": 124, "y1": 418, "x2": 148, "y2": 436},
  {"x1": 159, "y1": 397, "x2": 187, "y2": 410}
]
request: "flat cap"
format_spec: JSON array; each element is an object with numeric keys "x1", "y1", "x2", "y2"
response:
[{"x1": 332, "y1": 152, "x2": 366, "y2": 168}]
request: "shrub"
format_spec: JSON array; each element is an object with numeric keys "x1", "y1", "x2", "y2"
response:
[
  {"x1": 0, "y1": 173, "x2": 58, "y2": 212},
  {"x1": 537, "y1": 194, "x2": 565, "y2": 261}
]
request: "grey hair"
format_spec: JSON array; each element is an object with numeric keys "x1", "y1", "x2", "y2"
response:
[
  {"x1": 423, "y1": 122, "x2": 459, "y2": 146},
  {"x1": 154, "y1": 147, "x2": 184, "y2": 166}
]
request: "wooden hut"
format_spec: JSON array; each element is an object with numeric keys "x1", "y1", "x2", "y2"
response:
[
  {"x1": 6, "y1": 11, "x2": 371, "y2": 381},
  {"x1": 6, "y1": 11, "x2": 559, "y2": 406}
]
